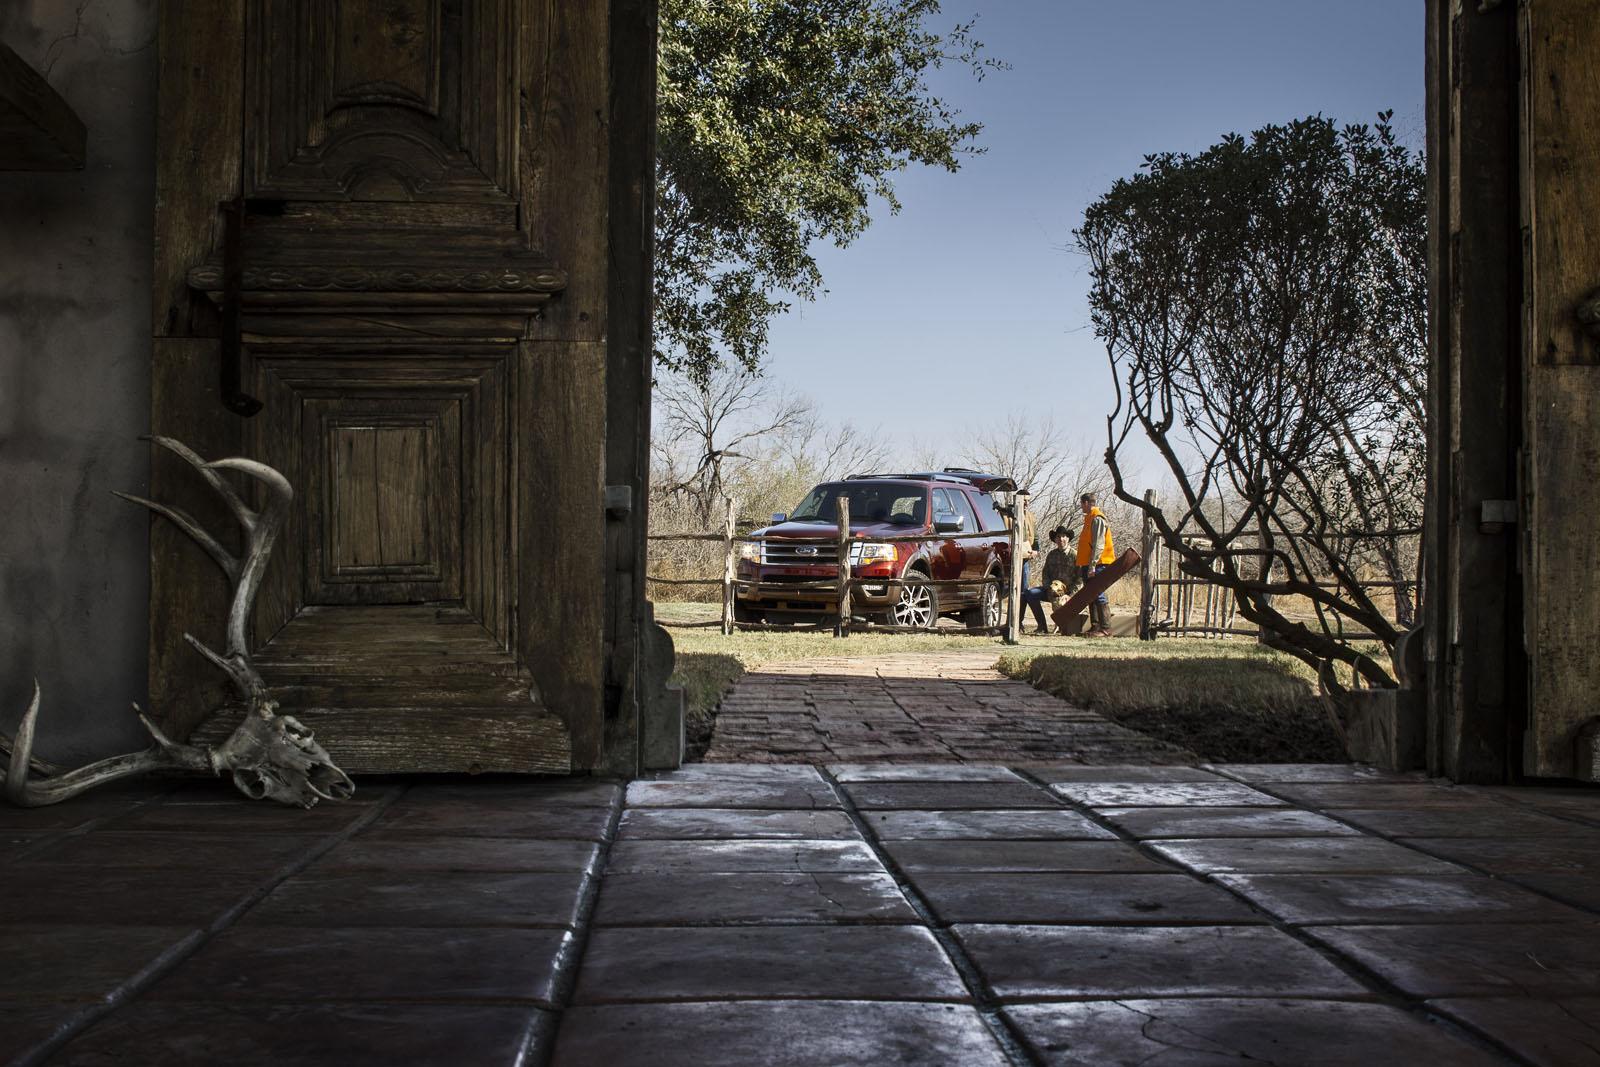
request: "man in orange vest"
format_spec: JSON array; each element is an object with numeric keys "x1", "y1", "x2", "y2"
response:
[{"x1": 1076, "y1": 493, "x2": 1115, "y2": 637}]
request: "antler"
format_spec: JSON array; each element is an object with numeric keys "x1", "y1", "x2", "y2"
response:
[
  {"x1": 2, "y1": 439, "x2": 353, "y2": 809},
  {"x1": 114, "y1": 438, "x2": 293, "y2": 704},
  {"x1": 4, "y1": 683, "x2": 212, "y2": 807}
]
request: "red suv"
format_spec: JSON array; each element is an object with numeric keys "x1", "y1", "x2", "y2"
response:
[{"x1": 735, "y1": 470, "x2": 1017, "y2": 629}]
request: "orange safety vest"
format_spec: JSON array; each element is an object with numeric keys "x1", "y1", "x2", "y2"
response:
[{"x1": 1076, "y1": 507, "x2": 1115, "y2": 566}]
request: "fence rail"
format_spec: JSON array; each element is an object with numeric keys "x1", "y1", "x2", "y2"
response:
[{"x1": 1137, "y1": 501, "x2": 1421, "y2": 643}]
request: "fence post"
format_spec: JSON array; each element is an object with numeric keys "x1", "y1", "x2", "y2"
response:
[
  {"x1": 1005, "y1": 508, "x2": 1022, "y2": 644},
  {"x1": 1140, "y1": 489, "x2": 1157, "y2": 640},
  {"x1": 835, "y1": 496, "x2": 851, "y2": 638},
  {"x1": 721, "y1": 496, "x2": 738, "y2": 635}
]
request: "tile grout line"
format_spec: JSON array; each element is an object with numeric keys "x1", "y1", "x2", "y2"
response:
[
  {"x1": 532, "y1": 783, "x2": 628, "y2": 1067},
  {"x1": 6, "y1": 782, "x2": 188, "y2": 866},
  {"x1": 12, "y1": 783, "x2": 411, "y2": 1067},
  {"x1": 1006, "y1": 767, "x2": 1536, "y2": 1067},
  {"x1": 816, "y1": 767, "x2": 1043, "y2": 1067},
  {"x1": 1232, "y1": 778, "x2": 1600, "y2": 921},
  {"x1": 1226, "y1": 787, "x2": 1600, "y2": 1065},
  {"x1": 1207, "y1": 765, "x2": 1600, "y2": 835}
]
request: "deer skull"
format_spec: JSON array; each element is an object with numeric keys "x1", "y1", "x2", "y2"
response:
[{"x1": 215, "y1": 704, "x2": 353, "y2": 808}]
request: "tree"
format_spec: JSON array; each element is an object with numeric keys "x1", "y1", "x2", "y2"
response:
[
  {"x1": 653, "y1": 365, "x2": 812, "y2": 527},
  {"x1": 656, "y1": 0, "x2": 999, "y2": 380},
  {"x1": 651, "y1": 365, "x2": 891, "y2": 527},
  {"x1": 961, "y1": 414, "x2": 1120, "y2": 542},
  {"x1": 776, "y1": 407, "x2": 894, "y2": 485},
  {"x1": 1078, "y1": 114, "x2": 1427, "y2": 686}
]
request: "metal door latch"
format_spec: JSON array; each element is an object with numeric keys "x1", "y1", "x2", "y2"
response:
[{"x1": 218, "y1": 197, "x2": 263, "y2": 418}]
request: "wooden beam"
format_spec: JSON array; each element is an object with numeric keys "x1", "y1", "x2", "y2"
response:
[
  {"x1": 1519, "y1": 0, "x2": 1600, "y2": 778},
  {"x1": 1423, "y1": 0, "x2": 1525, "y2": 784},
  {"x1": 0, "y1": 43, "x2": 86, "y2": 170}
]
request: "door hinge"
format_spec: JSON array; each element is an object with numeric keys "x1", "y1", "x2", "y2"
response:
[{"x1": 1478, "y1": 499, "x2": 1517, "y2": 533}]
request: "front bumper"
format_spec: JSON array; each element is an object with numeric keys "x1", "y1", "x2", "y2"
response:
[{"x1": 735, "y1": 563, "x2": 899, "y2": 612}]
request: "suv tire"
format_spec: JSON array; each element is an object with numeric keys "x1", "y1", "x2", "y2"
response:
[
  {"x1": 883, "y1": 570, "x2": 938, "y2": 630},
  {"x1": 961, "y1": 570, "x2": 1003, "y2": 631}
]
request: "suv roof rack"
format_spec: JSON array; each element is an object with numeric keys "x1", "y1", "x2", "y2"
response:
[
  {"x1": 846, "y1": 471, "x2": 963, "y2": 483},
  {"x1": 844, "y1": 470, "x2": 1018, "y2": 492}
]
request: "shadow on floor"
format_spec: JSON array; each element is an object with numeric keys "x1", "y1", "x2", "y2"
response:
[{"x1": 1008, "y1": 653, "x2": 1344, "y2": 763}]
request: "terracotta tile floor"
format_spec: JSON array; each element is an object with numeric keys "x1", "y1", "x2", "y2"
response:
[{"x1": 3, "y1": 765, "x2": 1598, "y2": 1065}]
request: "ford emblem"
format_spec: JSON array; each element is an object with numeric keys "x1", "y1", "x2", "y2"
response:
[{"x1": 797, "y1": 546, "x2": 818, "y2": 556}]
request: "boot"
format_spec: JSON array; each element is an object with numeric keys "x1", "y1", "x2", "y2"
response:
[{"x1": 1090, "y1": 601, "x2": 1111, "y2": 637}]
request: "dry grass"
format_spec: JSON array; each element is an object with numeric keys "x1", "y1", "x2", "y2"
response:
[
  {"x1": 995, "y1": 640, "x2": 1317, "y2": 716},
  {"x1": 996, "y1": 641, "x2": 1347, "y2": 762}
]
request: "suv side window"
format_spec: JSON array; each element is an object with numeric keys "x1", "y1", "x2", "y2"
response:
[
  {"x1": 932, "y1": 489, "x2": 961, "y2": 528},
  {"x1": 951, "y1": 490, "x2": 981, "y2": 533},
  {"x1": 971, "y1": 490, "x2": 1007, "y2": 532}
]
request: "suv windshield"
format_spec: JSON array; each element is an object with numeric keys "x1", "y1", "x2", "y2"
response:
[{"x1": 788, "y1": 482, "x2": 927, "y2": 526}]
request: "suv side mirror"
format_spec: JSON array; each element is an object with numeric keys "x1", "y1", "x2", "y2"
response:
[
  {"x1": 770, "y1": 513, "x2": 787, "y2": 524},
  {"x1": 934, "y1": 515, "x2": 965, "y2": 533}
]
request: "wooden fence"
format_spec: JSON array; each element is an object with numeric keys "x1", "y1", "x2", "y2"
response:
[
  {"x1": 1135, "y1": 490, "x2": 1421, "y2": 642},
  {"x1": 647, "y1": 496, "x2": 1025, "y2": 642},
  {"x1": 649, "y1": 490, "x2": 1417, "y2": 647}
]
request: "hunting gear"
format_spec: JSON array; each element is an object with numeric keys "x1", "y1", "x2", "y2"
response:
[{"x1": 1077, "y1": 494, "x2": 1115, "y2": 637}]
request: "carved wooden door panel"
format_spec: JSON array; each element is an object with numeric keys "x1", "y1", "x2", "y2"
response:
[
  {"x1": 150, "y1": 0, "x2": 616, "y2": 773},
  {"x1": 1519, "y1": 0, "x2": 1600, "y2": 778}
]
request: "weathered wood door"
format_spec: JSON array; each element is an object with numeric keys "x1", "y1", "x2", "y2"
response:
[
  {"x1": 1426, "y1": 0, "x2": 1600, "y2": 782},
  {"x1": 149, "y1": 1, "x2": 633, "y2": 773},
  {"x1": 1519, "y1": 1, "x2": 1600, "y2": 779}
]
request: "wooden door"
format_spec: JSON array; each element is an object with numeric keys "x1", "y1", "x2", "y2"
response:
[
  {"x1": 1519, "y1": 0, "x2": 1600, "y2": 778},
  {"x1": 148, "y1": 0, "x2": 630, "y2": 774}
]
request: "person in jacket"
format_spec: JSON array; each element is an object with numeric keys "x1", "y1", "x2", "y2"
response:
[
  {"x1": 1077, "y1": 493, "x2": 1116, "y2": 636},
  {"x1": 1021, "y1": 525, "x2": 1076, "y2": 633}
]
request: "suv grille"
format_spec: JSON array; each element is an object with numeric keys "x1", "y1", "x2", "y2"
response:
[{"x1": 763, "y1": 540, "x2": 838, "y2": 565}]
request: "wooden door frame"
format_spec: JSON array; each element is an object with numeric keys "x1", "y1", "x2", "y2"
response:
[{"x1": 1422, "y1": 0, "x2": 1526, "y2": 783}]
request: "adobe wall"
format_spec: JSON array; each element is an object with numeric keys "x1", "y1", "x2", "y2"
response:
[{"x1": 0, "y1": 1, "x2": 157, "y2": 761}]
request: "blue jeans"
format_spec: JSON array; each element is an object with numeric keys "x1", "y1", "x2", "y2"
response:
[
  {"x1": 1020, "y1": 585, "x2": 1049, "y2": 630},
  {"x1": 1018, "y1": 559, "x2": 1048, "y2": 630},
  {"x1": 1081, "y1": 564, "x2": 1108, "y2": 606}
]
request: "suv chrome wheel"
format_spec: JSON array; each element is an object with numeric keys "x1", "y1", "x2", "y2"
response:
[
  {"x1": 980, "y1": 581, "x2": 1001, "y2": 629},
  {"x1": 961, "y1": 575, "x2": 1003, "y2": 630},
  {"x1": 889, "y1": 575, "x2": 936, "y2": 629}
]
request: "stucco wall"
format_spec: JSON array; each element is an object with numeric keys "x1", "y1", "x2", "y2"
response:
[{"x1": 1, "y1": 0, "x2": 157, "y2": 762}]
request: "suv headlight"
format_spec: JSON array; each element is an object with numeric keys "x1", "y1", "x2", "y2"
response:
[
  {"x1": 848, "y1": 542, "x2": 897, "y2": 565},
  {"x1": 738, "y1": 542, "x2": 762, "y2": 562}
]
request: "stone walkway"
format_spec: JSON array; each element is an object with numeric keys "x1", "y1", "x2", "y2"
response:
[
  {"x1": 4, "y1": 764, "x2": 1599, "y2": 1065},
  {"x1": 705, "y1": 651, "x2": 1190, "y2": 764}
]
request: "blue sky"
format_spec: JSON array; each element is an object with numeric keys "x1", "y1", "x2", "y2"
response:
[{"x1": 759, "y1": 0, "x2": 1426, "y2": 474}]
